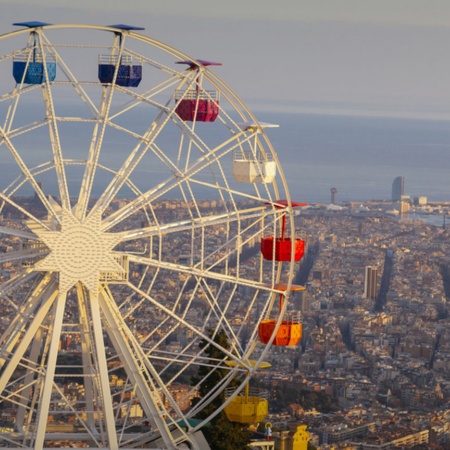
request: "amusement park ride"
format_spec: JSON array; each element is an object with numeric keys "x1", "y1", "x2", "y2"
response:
[{"x1": 0, "y1": 23, "x2": 306, "y2": 449}]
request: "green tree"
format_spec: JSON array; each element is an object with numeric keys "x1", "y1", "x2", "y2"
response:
[{"x1": 191, "y1": 329, "x2": 250, "y2": 450}]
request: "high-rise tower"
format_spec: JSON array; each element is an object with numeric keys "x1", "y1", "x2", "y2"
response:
[
  {"x1": 391, "y1": 176, "x2": 404, "y2": 202},
  {"x1": 330, "y1": 187, "x2": 338, "y2": 204},
  {"x1": 363, "y1": 266, "x2": 378, "y2": 299}
]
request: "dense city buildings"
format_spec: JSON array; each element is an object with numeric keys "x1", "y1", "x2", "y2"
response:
[{"x1": 1, "y1": 196, "x2": 450, "y2": 448}]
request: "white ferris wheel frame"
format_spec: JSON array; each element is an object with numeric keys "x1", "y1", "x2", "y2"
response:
[{"x1": 0, "y1": 23, "x2": 300, "y2": 450}]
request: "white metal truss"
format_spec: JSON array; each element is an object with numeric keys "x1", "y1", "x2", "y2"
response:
[{"x1": 0, "y1": 24, "x2": 299, "y2": 449}]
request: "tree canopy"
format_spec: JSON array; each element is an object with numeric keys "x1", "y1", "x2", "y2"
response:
[{"x1": 191, "y1": 329, "x2": 250, "y2": 450}]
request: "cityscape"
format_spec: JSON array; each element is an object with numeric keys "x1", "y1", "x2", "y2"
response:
[
  {"x1": 1, "y1": 174, "x2": 450, "y2": 449},
  {"x1": 0, "y1": 14, "x2": 450, "y2": 450}
]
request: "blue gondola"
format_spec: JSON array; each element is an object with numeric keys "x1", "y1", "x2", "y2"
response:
[
  {"x1": 12, "y1": 22, "x2": 56, "y2": 85},
  {"x1": 13, "y1": 55, "x2": 56, "y2": 85},
  {"x1": 98, "y1": 55, "x2": 142, "y2": 87},
  {"x1": 98, "y1": 24, "x2": 144, "y2": 87}
]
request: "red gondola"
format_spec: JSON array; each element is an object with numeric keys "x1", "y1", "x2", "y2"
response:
[
  {"x1": 261, "y1": 200, "x2": 307, "y2": 262},
  {"x1": 175, "y1": 60, "x2": 221, "y2": 122}
]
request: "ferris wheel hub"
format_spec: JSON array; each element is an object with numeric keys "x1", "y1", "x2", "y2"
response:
[{"x1": 33, "y1": 208, "x2": 123, "y2": 292}]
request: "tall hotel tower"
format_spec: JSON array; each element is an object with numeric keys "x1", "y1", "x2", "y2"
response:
[{"x1": 392, "y1": 176, "x2": 404, "y2": 202}]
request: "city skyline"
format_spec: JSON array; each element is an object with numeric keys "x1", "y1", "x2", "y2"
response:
[{"x1": 0, "y1": 7, "x2": 449, "y2": 449}]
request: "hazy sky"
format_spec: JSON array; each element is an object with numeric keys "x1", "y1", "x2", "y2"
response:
[{"x1": 2, "y1": 0, "x2": 450, "y2": 118}]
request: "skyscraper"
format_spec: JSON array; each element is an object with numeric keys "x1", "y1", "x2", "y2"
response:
[
  {"x1": 392, "y1": 176, "x2": 404, "y2": 202},
  {"x1": 363, "y1": 266, "x2": 378, "y2": 299}
]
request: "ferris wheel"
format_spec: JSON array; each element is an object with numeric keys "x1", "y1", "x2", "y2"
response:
[{"x1": 0, "y1": 23, "x2": 304, "y2": 449}]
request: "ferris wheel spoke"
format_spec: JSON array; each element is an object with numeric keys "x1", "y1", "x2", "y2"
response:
[
  {"x1": 125, "y1": 281, "x2": 251, "y2": 367},
  {"x1": 40, "y1": 82, "x2": 70, "y2": 210},
  {"x1": 0, "y1": 273, "x2": 54, "y2": 367},
  {"x1": 2, "y1": 160, "x2": 54, "y2": 198},
  {"x1": 118, "y1": 205, "x2": 266, "y2": 242},
  {"x1": 107, "y1": 74, "x2": 185, "y2": 123},
  {"x1": 14, "y1": 324, "x2": 45, "y2": 433},
  {"x1": 33, "y1": 289, "x2": 68, "y2": 450},
  {"x1": 91, "y1": 103, "x2": 181, "y2": 218},
  {"x1": 75, "y1": 283, "x2": 97, "y2": 431},
  {"x1": 76, "y1": 86, "x2": 111, "y2": 220},
  {"x1": 0, "y1": 247, "x2": 49, "y2": 265},
  {"x1": 127, "y1": 254, "x2": 271, "y2": 293},
  {"x1": 186, "y1": 176, "x2": 277, "y2": 204},
  {"x1": 4, "y1": 120, "x2": 47, "y2": 140},
  {"x1": 0, "y1": 276, "x2": 58, "y2": 399},
  {"x1": 0, "y1": 269, "x2": 39, "y2": 304},
  {"x1": 99, "y1": 286, "x2": 187, "y2": 448},
  {"x1": 87, "y1": 289, "x2": 119, "y2": 449},
  {"x1": 101, "y1": 130, "x2": 248, "y2": 231},
  {"x1": 0, "y1": 83, "x2": 41, "y2": 106},
  {"x1": 101, "y1": 287, "x2": 192, "y2": 431},
  {"x1": 0, "y1": 128, "x2": 60, "y2": 223},
  {"x1": 0, "y1": 226, "x2": 37, "y2": 240},
  {"x1": 0, "y1": 193, "x2": 51, "y2": 230}
]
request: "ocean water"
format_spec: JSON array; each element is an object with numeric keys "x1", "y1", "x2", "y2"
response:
[
  {"x1": 255, "y1": 111, "x2": 450, "y2": 204},
  {"x1": 3, "y1": 108, "x2": 450, "y2": 205}
]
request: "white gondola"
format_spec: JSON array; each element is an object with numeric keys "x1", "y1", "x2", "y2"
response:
[
  {"x1": 232, "y1": 121, "x2": 279, "y2": 183},
  {"x1": 232, "y1": 150, "x2": 277, "y2": 183}
]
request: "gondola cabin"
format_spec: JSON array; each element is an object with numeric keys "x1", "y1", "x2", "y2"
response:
[
  {"x1": 232, "y1": 150, "x2": 277, "y2": 184},
  {"x1": 175, "y1": 59, "x2": 221, "y2": 122},
  {"x1": 232, "y1": 122, "x2": 278, "y2": 183},
  {"x1": 12, "y1": 22, "x2": 56, "y2": 85},
  {"x1": 175, "y1": 90, "x2": 219, "y2": 122},
  {"x1": 224, "y1": 389, "x2": 269, "y2": 423},
  {"x1": 258, "y1": 318, "x2": 302, "y2": 346},
  {"x1": 224, "y1": 360, "x2": 270, "y2": 423},
  {"x1": 261, "y1": 200, "x2": 307, "y2": 262},
  {"x1": 260, "y1": 236, "x2": 305, "y2": 261},
  {"x1": 98, "y1": 24, "x2": 144, "y2": 87},
  {"x1": 13, "y1": 55, "x2": 56, "y2": 84},
  {"x1": 258, "y1": 283, "x2": 305, "y2": 347},
  {"x1": 98, "y1": 55, "x2": 142, "y2": 87}
]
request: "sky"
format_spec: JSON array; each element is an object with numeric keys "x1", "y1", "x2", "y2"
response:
[{"x1": 1, "y1": 0, "x2": 450, "y2": 118}]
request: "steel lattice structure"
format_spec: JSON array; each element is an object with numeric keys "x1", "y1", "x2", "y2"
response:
[{"x1": 0, "y1": 23, "x2": 298, "y2": 449}]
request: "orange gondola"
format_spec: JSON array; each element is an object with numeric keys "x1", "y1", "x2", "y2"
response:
[{"x1": 258, "y1": 283, "x2": 305, "y2": 347}]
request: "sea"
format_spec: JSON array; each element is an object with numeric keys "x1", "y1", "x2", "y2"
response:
[
  {"x1": 4, "y1": 108, "x2": 450, "y2": 206},
  {"x1": 254, "y1": 111, "x2": 450, "y2": 205}
]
